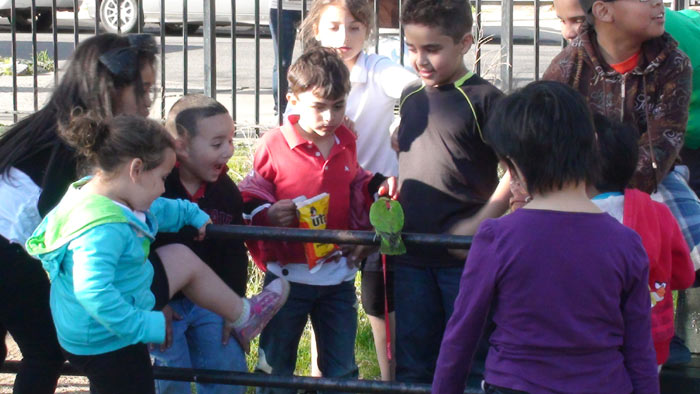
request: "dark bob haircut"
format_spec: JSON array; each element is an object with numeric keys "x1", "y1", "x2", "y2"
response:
[
  {"x1": 592, "y1": 113, "x2": 640, "y2": 193},
  {"x1": 484, "y1": 80, "x2": 598, "y2": 195}
]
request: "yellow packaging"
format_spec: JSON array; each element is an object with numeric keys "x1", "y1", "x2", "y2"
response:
[{"x1": 296, "y1": 193, "x2": 340, "y2": 273}]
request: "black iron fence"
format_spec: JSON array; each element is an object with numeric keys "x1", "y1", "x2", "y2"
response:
[
  {"x1": 1, "y1": 0, "x2": 687, "y2": 127},
  {"x1": 0, "y1": 0, "x2": 591, "y2": 129}
]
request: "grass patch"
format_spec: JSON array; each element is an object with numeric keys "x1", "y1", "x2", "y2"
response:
[
  {"x1": 0, "y1": 50, "x2": 54, "y2": 76},
  {"x1": 228, "y1": 130, "x2": 381, "y2": 392}
]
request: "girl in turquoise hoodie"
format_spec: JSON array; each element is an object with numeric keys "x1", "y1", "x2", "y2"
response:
[{"x1": 26, "y1": 115, "x2": 289, "y2": 394}]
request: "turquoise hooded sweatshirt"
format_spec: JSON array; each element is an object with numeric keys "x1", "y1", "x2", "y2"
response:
[{"x1": 26, "y1": 177, "x2": 210, "y2": 356}]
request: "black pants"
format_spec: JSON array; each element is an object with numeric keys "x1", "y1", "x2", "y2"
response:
[
  {"x1": 0, "y1": 238, "x2": 65, "y2": 394},
  {"x1": 64, "y1": 344, "x2": 155, "y2": 394}
]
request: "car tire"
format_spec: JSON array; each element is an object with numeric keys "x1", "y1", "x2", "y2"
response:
[
  {"x1": 164, "y1": 23, "x2": 199, "y2": 35},
  {"x1": 99, "y1": 0, "x2": 140, "y2": 34}
]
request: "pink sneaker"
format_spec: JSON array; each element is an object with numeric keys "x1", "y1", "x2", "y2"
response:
[{"x1": 231, "y1": 278, "x2": 290, "y2": 353}]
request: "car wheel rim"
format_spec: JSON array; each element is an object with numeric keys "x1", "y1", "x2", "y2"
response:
[{"x1": 103, "y1": 0, "x2": 134, "y2": 30}]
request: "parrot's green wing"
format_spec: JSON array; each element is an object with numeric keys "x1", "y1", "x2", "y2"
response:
[{"x1": 369, "y1": 197, "x2": 406, "y2": 255}]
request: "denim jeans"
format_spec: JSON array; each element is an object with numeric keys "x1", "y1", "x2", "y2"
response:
[
  {"x1": 0, "y1": 239, "x2": 65, "y2": 394},
  {"x1": 150, "y1": 298, "x2": 247, "y2": 394},
  {"x1": 270, "y1": 8, "x2": 301, "y2": 115},
  {"x1": 256, "y1": 273, "x2": 359, "y2": 394},
  {"x1": 392, "y1": 261, "x2": 465, "y2": 384}
]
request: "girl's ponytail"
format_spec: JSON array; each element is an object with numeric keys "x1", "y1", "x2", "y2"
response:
[
  {"x1": 63, "y1": 112, "x2": 173, "y2": 174},
  {"x1": 63, "y1": 111, "x2": 111, "y2": 163}
]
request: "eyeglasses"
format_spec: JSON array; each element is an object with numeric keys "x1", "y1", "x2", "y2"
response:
[{"x1": 99, "y1": 34, "x2": 158, "y2": 81}]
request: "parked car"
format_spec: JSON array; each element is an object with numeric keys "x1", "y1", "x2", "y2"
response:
[
  {"x1": 84, "y1": 0, "x2": 276, "y2": 34},
  {"x1": 0, "y1": 0, "x2": 79, "y2": 30}
]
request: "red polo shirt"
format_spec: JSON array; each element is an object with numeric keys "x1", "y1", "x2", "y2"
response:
[{"x1": 246, "y1": 117, "x2": 372, "y2": 264}]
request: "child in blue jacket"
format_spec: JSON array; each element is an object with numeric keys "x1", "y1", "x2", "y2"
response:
[{"x1": 26, "y1": 114, "x2": 289, "y2": 394}]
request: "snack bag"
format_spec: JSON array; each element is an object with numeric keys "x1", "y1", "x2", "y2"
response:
[{"x1": 296, "y1": 193, "x2": 341, "y2": 273}]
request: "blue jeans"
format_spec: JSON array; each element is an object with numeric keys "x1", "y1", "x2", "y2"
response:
[
  {"x1": 270, "y1": 8, "x2": 301, "y2": 115},
  {"x1": 256, "y1": 274, "x2": 359, "y2": 394},
  {"x1": 150, "y1": 298, "x2": 247, "y2": 394},
  {"x1": 392, "y1": 261, "x2": 465, "y2": 384}
]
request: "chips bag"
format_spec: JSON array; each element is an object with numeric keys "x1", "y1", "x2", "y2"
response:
[{"x1": 295, "y1": 193, "x2": 340, "y2": 273}]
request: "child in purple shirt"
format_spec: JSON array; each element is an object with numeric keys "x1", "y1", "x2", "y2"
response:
[{"x1": 432, "y1": 81, "x2": 659, "y2": 394}]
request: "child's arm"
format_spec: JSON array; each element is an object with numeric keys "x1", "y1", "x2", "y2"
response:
[
  {"x1": 375, "y1": 58, "x2": 418, "y2": 100},
  {"x1": 432, "y1": 222, "x2": 498, "y2": 394},
  {"x1": 621, "y1": 243, "x2": 662, "y2": 393},
  {"x1": 70, "y1": 225, "x2": 166, "y2": 345},
  {"x1": 150, "y1": 197, "x2": 210, "y2": 234},
  {"x1": 239, "y1": 139, "x2": 284, "y2": 227},
  {"x1": 630, "y1": 54, "x2": 692, "y2": 193},
  {"x1": 446, "y1": 171, "x2": 511, "y2": 259}
]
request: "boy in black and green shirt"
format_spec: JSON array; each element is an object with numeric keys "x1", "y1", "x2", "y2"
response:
[{"x1": 393, "y1": 0, "x2": 509, "y2": 384}]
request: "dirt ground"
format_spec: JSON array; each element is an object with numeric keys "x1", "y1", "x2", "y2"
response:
[{"x1": 1, "y1": 335, "x2": 89, "y2": 394}]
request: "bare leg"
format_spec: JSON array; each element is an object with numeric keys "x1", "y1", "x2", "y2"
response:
[
  {"x1": 310, "y1": 328, "x2": 322, "y2": 377},
  {"x1": 156, "y1": 244, "x2": 244, "y2": 322},
  {"x1": 369, "y1": 312, "x2": 396, "y2": 381},
  {"x1": 155, "y1": 244, "x2": 289, "y2": 352}
]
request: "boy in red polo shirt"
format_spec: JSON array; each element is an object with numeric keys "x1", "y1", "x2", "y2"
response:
[{"x1": 240, "y1": 47, "x2": 396, "y2": 392}]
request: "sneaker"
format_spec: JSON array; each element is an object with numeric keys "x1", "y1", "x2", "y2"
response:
[{"x1": 230, "y1": 278, "x2": 290, "y2": 353}]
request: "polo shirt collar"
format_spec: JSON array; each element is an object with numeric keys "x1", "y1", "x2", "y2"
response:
[
  {"x1": 281, "y1": 115, "x2": 308, "y2": 149},
  {"x1": 281, "y1": 114, "x2": 356, "y2": 150},
  {"x1": 349, "y1": 51, "x2": 368, "y2": 84}
]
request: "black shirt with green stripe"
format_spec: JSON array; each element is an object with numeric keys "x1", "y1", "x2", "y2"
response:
[{"x1": 396, "y1": 72, "x2": 503, "y2": 266}]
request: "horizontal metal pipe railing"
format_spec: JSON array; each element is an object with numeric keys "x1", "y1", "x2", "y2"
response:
[
  {"x1": 0, "y1": 227, "x2": 474, "y2": 392},
  {"x1": 206, "y1": 224, "x2": 473, "y2": 249},
  {"x1": 0, "y1": 361, "x2": 482, "y2": 393}
]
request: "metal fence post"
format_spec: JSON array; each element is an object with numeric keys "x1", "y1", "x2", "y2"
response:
[
  {"x1": 52, "y1": 0, "x2": 58, "y2": 86},
  {"x1": 95, "y1": 0, "x2": 101, "y2": 33},
  {"x1": 475, "y1": 0, "x2": 482, "y2": 76},
  {"x1": 533, "y1": 0, "x2": 540, "y2": 80},
  {"x1": 31, "y1": 0, "x2": 38, "y2": 111},
  {"x1": 160, "y1": 0, "x2": 166, "y2": 118},
  {"x1": 204, "y1": 0, "x2": 217, "y2": 98},
  {"x1": 11, "y1": 0, "x2": 17, "y2": 123},
  {"x1": 230, "y1": 0, "x2": 237, "y2": 121},
  {"x1": 73, "y1": 0, "x2": 79, "y2": 47},
  {"x1": 254, "y1": 0, "x2": 261, "y2": 128},
  {"x1": 276, "y1": 0, "x2": 283, "y2": 126},
  {"x1": 673, "y1": 0, "x2": 689, "y2": 9},
  {"x1": 499, "y1": 0, "x2": 514, "y2": 91}
]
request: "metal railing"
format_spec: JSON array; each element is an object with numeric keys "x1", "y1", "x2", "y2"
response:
[
  {"x1": 0, "y1": 360, "x2": 484, "y2": 393},
  {"x1": 1, "y1": 224, "x2": 476, "y2": 392}
]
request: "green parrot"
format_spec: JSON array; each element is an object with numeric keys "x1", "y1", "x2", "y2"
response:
[{"x1": 369, "y1": 197, "x2": 406, "y2": 255}]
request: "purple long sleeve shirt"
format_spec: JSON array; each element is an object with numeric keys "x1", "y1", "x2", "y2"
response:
[{"x1": 432, "y1": 209, "x2": 659, "y2": 394}]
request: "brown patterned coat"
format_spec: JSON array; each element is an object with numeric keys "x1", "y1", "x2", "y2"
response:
[{"x1": 543, "y1": 26, "x2": 692, "y2": 193}]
